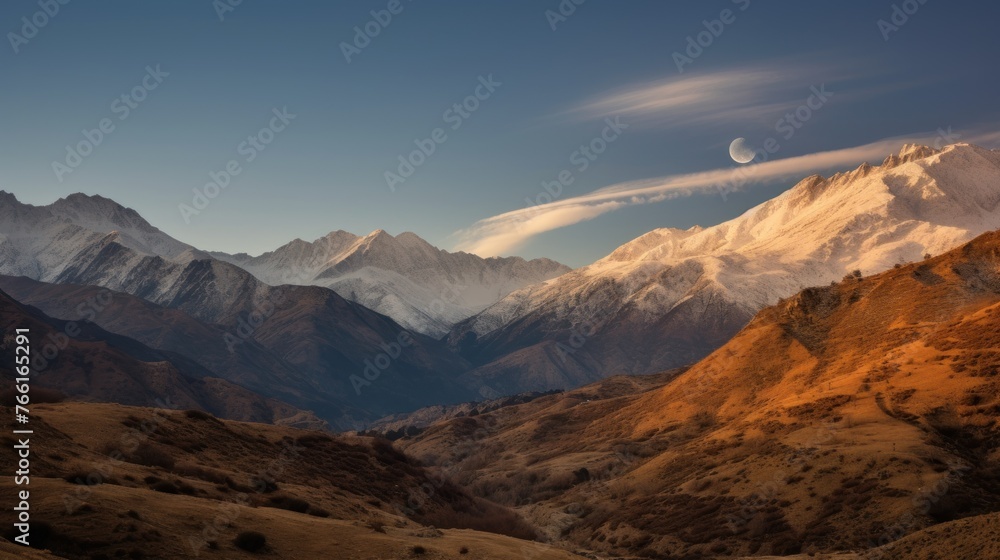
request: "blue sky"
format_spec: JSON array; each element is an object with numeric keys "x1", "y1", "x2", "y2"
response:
[{"x1": 3, "y1": 1, "x2": 999, "y2": 267}]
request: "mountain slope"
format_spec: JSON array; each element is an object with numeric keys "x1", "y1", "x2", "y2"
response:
[
  {"x1": 402, "y1": 228, "x2": 1000, "y2": 557},
  {"x1": 0, "y1": 194, "x2": 477, "y2": 427},
  {"x1": 0, "y1": 275, "x2": 340, "y2": 421},
  {"x1": 50, "y1": 246, "x2": 475, "y2": 426},
  {"x1": 0, "y1": 402, "x2": 564, "y2": 559},
  {"x1": 213, "y1": 229, "x2": 570, "y2": 336},
  {"x1": 0, "y1": 192, "x2": 206, "y2": 278},
  {"x1": 0, "y1": 288, "x2": 315, "y2": 426},
  {"x1": 450, "y1": 143, "x2": 1000, "y2": 393}
]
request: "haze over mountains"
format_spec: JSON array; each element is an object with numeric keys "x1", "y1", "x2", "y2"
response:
[{"x1": 450, "y1": 143, "x2": 1000, "y2": 394}]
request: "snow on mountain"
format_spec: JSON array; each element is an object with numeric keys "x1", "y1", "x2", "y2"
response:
[
  {"x1": 0, "y1": 191, "x2": 568, "y2": 337},
  {"x1": 212, "y1": 229, "x2": 571, "y2": 337},
  {"x1": 0, "y1": 192, "x2": 481, "y2": 426},
  {"x1": 450, "y1": 143, "x2": 1000, "y2": 392},
  {"x1": 0, "y1": 192, "x2": 207, "y2": 281}
]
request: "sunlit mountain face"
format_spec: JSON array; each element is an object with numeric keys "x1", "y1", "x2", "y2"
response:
[{"x1": 3, "y1": 2, "x2": 1000, "y2": 558}]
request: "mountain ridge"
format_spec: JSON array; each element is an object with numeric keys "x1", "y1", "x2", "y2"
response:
[
  {"x1": 0, "y1": 194, "x2": 481, "y2": 427},
  {"x1": 400, "y1": 227, "x2": 1000, "y2": 557},
  {"x1": 448, "y1": 142, "x2": 1000, "y2": 394},
  {"x1": 212, "y1": 228, "x2": 571, "y2": 336}
]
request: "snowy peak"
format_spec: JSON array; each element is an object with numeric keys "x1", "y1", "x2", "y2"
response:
[
  {"x1": 0, "y1": 192, "x2": 205, "y2": 264},
  {"x1": 450, "y1": 143, "x2": 1000, "y2": 392},
  {"x1": 49, "y1": 193, "x2": 157, "y2": 236},
  {"x1": 214, "y1": 229, "x2": 572, "y2": 336},
  {"x1": 594, "y1": 143, "x2": 1000, "y2": 272}
]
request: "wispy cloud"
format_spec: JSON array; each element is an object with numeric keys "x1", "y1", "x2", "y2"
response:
[
  {"x1": 561, "y1": 64, "x2": 853, "y2": 128},
  {"x1": 557, "y1": 60, "x2": 906, "y2": 130},
  {"x1": 452, "y1": 132, "x2": 998, "y2": 257},
  {"x1": 565, "y1": 68, "x2": 793, "y2": 126}
]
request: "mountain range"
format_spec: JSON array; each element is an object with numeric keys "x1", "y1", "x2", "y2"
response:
[
  {"x1": 4, "y1": 141, "x2": 1000, "y2": 558},
  {"x1": 0, "y1": 286, "x2": 319, "y2": 427},
  {"x1": 0, "y1": 193, "x2": 569, "y2": 427},
  {"x1": 10, "y1": 218, "x2": 999, "y2": 559},
  {"x1": 211, "y1": 230, "x2": 569, "y2": 337},
  {"x1": 2, "y1": 142, "x2": 999, "y2": 426},
  {"x1": 449, "y1": 143, "x2": 1000, "y2": 394},
  {"x1": 399, "y1": 227, "x2": 1000, "y2": 557}
]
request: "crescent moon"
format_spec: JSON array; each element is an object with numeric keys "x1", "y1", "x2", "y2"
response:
[{"x1": 729, "y1": 138, "x2": 756, "y2": 164}]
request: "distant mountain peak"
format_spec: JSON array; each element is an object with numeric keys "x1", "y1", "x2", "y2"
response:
[
  {"x1": 214, "y1": 227, "x2": 571, "y2": 336},
  {"x1": 0, "y1": 191, "x2": 206, "y2": 268}
]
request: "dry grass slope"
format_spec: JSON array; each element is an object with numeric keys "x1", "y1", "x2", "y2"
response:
[
  {"x1": 0, "y1": 402, "x2": 576, "y2": 559},
  {"x1": 401, "y1": 230, "x2": 1000, "y2": 559}
]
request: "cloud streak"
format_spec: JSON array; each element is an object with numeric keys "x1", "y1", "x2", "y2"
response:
[
  {"x1": 559, "y1": 62, "x2": 871, "y2": 129},
  {"x1": 565, "y1": 67, "x2": 800, "y2": 127},
  {"x1": 453, "y1": 133, "x2": 997, "y2": 257}
]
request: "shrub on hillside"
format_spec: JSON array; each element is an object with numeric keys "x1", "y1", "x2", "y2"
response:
[
  {"x1": 234, "y1": 531, "x2": 267, "y2": 552},
  {"x1": 184, "y1": 409, "x2": 221, "y2": 422},
  {"x1": 130, "y1": 443, "x2": 175, "y2": 470},
  {"x1": 266, "y1": 495, "x2": 310, "y2": 513}
]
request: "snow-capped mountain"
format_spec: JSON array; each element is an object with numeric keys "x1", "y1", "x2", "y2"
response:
[
  {"x1": 449, "y1": 143, "x2": 1000, "y2": 393},
  {"x1": 0, "y1": 192, "x2": 207, "y2": 280},
  {"x1": 0, "y1": 192, "x2": 479, "y2": 426},
  {"x1": 212, "y1": 230, "x2": 571, "y2": 337}
]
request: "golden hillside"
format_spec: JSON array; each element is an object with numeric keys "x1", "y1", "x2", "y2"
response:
[
  {"x1": 401, "y1": 230, "x2": 1000, "y2": 558},
  {"x1": 0, "y1": 402, "x2": 579, "y2": 559}
]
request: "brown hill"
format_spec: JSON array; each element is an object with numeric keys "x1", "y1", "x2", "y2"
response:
[
  {"x1": 400, "y1": 229, "x2": 1000, "y2": 558},
  {"x1": 0, "y1": 402, "x2": 576, "y2": 559},
  {"x1": 0, "y1": 276, "x2": 332, "y2": 418},
  {"x1": 0, "y1": 289, "x2": 317, "y2": 427}
]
